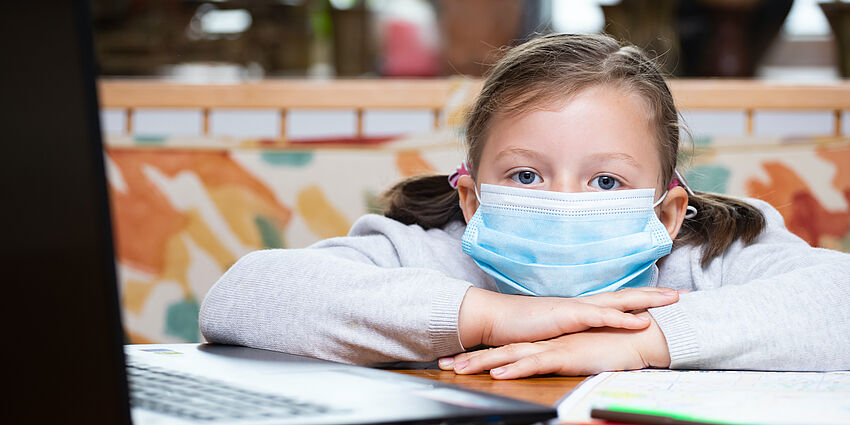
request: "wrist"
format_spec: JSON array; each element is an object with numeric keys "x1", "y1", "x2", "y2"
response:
[
  {"x1": 634, "y1": 311, "x2": 671, "y2": 368},
  {"x1": 458, "y1": 287, "x2": 490, "y2": 348}
]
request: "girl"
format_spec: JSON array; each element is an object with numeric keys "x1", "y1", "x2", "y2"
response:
[{"x1": 200, "y1": 34, "x2": 850, "y2": 379}]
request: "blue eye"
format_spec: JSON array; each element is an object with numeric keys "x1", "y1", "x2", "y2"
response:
[
  {"x1": 511, "y1": 170, "x2": 542, "y2": 185},
  {"x1": 591, "y1": 175, "x2": 621, "y2": 190}
]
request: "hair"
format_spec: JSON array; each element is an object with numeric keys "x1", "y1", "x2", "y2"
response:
[{"x1": 380, "y1": 33, "x2": 765, "y2": 267}]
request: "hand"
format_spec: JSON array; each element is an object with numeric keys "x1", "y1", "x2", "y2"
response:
[
  {"x1": 445, "y1": 311, "x2": 671, "y2": 379},
  {"x1": 457, "y1": 287, "x2": 679, "y2": 348}
]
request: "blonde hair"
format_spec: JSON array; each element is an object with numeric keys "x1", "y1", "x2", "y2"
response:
[{"x1": 381, "y1": 33, "x2": 764, "y2": 267}]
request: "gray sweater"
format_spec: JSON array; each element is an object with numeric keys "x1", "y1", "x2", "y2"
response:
[{"x1": 199, "y1": 199, "x2": 850, "y2": 371}]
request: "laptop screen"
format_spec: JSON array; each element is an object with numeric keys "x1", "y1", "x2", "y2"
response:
[
  {"x1": 0, "y1": 4, "x2": 560, "y2": 425},
  {"x1": 2, "y1": 2, "x2": 131, "y2": 423}
]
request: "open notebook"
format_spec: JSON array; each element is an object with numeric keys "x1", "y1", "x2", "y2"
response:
[{"x1": 557, "y1": 370, "x2": 850, "y2": 425}]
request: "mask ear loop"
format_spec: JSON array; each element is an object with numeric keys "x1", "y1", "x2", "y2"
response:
[
  {"x1": 673, "y1": 169, "x2": 698, "y2": 219},
  {"x1": 652, "y1": 190, "x2": 668, "y2": 208}
]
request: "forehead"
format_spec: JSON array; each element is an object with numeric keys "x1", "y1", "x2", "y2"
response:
[{"x1": 480, "y1": 85, "x2": 659, "y2": 168}]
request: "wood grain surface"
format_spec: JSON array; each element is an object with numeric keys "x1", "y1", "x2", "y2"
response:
[{"x1": 392, "y1": 369, "x2": 585, "y2": 407}]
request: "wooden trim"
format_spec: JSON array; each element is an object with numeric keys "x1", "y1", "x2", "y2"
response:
[
  {"x1": 355, "y1": 108, "x2": 364, "y2": 138},
  {"x1": 835, "y1": 110, "x2": 843, "y2": 137},
  {"x1": 667, "y1": 80, "x2": 850, "y2": 110},
  {"x1": 202, "y1": 108, "x2": 210, "y2": 136},
  {"x1": 125, "y1": 108, "x2": 133, "y2": 135},
  {"x1": 98, "y1": 79, "x2": 462, "y2": 109},
  {"x1": 746, "y1": 109, "x2": 754, "y2": 136},
  {"x1": 99, "y1": 79, "x2": 850, "y2": 111},
  {"x1": 280, "y1": 109, "x2": 287, "y2": 142}
]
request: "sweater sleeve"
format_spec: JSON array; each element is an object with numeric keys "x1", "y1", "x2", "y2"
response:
[
  {"x1": 649, "y1": 200, "x2": 850, "y2": 371},
  {"x1": 199, "y1": 215, "x2": 475, "y2": 366}
]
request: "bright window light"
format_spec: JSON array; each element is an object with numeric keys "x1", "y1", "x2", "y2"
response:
[
  {"x1": 200, "y1": 9, "x2": 252, "y2": 35},
  {"x1": 782, "y1": 0, "x2": 833, "y2": 36},
  {"x1": 551, "y1": 0, "x2": 618, "y2": 34}
]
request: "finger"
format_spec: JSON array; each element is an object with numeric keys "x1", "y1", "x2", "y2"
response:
[
  {"x1": 452, "y1": 347, "x2": 510, "y2": 372},
  {"x1": 579, "y1": 288, "x2": 678, "y2": 311},
  {"x1": 438, "y1": 357, "x2": 455, "y2": 370},
  {"x1": 454, "y1": 343, "x2": 543, "y2": 375},
  {"x1": 605, "y1": 286, "x2": 675, "y2": 294},
  {"x1": 568, "y1": 304, "x2": 651, "y2": 331},
  {"x1": 489, "y1": 350, "x2": 572, "y2": 379},
  {"x1": 451, "y1": 346, "x2": 497, "y2": 367},
  {"x1": 626, "y1": 286, "x2": 677, "y2": 293},
  {"x1": 582, "y1": 286, "x2": 676, "y2": 301}
]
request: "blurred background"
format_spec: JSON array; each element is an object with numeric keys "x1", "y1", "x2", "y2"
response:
[
  {"x1": 91, "y1": 0, "x2": 848, "y2": 80},
  {"x1": 89, "y1": 0, "x2": 850, "y2": 345}
]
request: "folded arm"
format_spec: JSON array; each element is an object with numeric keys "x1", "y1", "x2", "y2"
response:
[
  {"x1": 200, "y1": 244, "x2": 473, "y2": 365},
  {"x1": 651, "y1": 200, "x2": 850, "y2": 371}
]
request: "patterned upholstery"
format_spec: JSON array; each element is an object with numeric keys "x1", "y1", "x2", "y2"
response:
[{"x1": 105, "y1": 113, "x2": 850, "y2": 344}]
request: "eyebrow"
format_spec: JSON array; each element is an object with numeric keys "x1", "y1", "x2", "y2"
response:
[
  {"x1": 588, "y1": 152, "x2": 643, "y2": 169},
  {"x1": 494, "y1": 148, "x2": 548, "y2": 162}
]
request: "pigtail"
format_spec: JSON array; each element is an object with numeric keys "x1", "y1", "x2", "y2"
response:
[
  {"x1": 676, "y1": 191, "x2": 766, "y2": 267},
  {"x1": 380, "y1": 174, "x2": 465, "y2": 229}
]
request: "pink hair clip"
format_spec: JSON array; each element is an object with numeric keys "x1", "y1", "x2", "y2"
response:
[
  {"x1": 669, "y1": 169, "x2": 695, "y2": 196},
  {"x1": 448, "y1": 161, "x2": 470, "y2": 189},
  {"x1": 667, "y1": 178, "x2": 680, "y2": 190}
]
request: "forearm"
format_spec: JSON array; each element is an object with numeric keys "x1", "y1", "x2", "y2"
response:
[
  {"x1": 649, "y1": 261, "x2": 850, "y2": 370},
  {"x1": 199, "y1": 249, "x2": 471, "y2": 365},
  {"x1": 456, "y1": 287, "x2": 678, "y2": 351}
]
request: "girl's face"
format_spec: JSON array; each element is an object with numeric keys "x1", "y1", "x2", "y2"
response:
[
  {"x1": 457, "y1": 84, "x2": 688, "y2": 239},
  {"x1": 478, "y1": 85, "x2": 661, "y2": 195}
]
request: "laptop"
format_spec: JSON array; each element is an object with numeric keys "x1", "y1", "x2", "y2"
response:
[{"x1": 2, "y1": 2, "x2": 556, "y2": 424}]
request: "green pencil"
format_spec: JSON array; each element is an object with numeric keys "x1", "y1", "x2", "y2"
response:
[{"x1": 590, "y1": 405, "x2": 753, "y2": 425}]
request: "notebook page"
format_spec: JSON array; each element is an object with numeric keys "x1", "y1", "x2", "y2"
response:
[{"x1": 557, "y1": 370, "x2": 850, "y2": 425}]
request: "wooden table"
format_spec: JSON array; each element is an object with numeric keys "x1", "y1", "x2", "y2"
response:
[{"x1": 392, "y1": 369, "x2": 586, "y2": 406}]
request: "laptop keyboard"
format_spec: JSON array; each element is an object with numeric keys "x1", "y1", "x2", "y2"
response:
[{"x1": 127, "y1": 362, "x2": 338, "y2": 422}]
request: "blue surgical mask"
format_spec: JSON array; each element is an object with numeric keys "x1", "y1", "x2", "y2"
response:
[{"x1": 461, "y1": 184, "x2": 673, "y2": 297}]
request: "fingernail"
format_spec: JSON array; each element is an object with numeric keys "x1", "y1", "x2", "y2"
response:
[
  {"x1": 454, "y1": 360, "x2": 468, "y2": 371},
  {"x1": 491, "y1": 367, "x2": 505, "y2": 376},
  {"x1": 663, "y1": 290, "x2": 677, "y2": 296},
  {"x1": 438, "y1": 357, "x2": 454, "y2": 368},
  {"x1": 636, "y1": 315, "x2": 651, "y2": 322}
]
